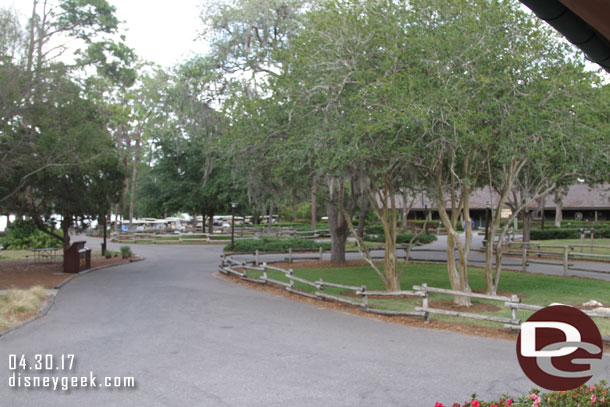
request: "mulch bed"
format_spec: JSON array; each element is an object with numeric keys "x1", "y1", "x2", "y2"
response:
[{"x1": 0, "y1": 256, "x2": 137, "y2": 290}]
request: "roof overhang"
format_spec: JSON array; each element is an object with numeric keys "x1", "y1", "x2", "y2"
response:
[{"x1": 519, "y1": 0, "x2": 610, "y2": 72}]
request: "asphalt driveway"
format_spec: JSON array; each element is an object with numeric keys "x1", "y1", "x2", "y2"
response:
[{"x1": 1, "y1": 237, "x2": 607, "y2": 406}]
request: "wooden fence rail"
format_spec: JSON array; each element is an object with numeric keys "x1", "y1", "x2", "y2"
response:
[
  {"x1": 218, "y1": 251, "x2": 610, "y2": 342},
  {"x1": 505, "y1": 242, "x2": 610, "y2": 275}
]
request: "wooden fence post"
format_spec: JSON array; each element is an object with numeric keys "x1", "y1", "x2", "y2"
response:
[
  {"x1": 319, "y1": 246, "x2": 324, "y2": 260},
  {"x1": 361, "y1": 285, "x2": 368, "y2": 308},
  {"x1": 255, "y1": 249, "x2": 260, "y2": 266},
  {"x1": 288, "y1": 248, "x2": 293, "y2": 263},
  {"x1": 510, "y1": 295, "x2": 519, "y2": 323},
  {"x1": 521, "y1": 244, "x2": 528, "y2": 273},
  {"x1": 288, "y1": 269, "x2": 294, "y2": 289},
  {"x1": 221, "y1": 255, "x2": 225, "y2": 268},
  {"x1": 262, "y1": 263, "x2": 268, "y2": 283},
  {"x1": 422, "y1": 283, "x2": 430, "y2": 323},
  {"x1": 563, "y1": 246, "x2": 569, "y2": 276}
]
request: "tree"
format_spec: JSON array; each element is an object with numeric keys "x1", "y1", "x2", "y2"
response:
[
  {"x1": 274, "y1": 0, "x2": 431, "y2": 284},
  {"x1": 486, "y1": 61, "x2": 598, "y2": 293},
  {"x1": 2, "y1": 76, "x2": 123, "y2": 266},
  {"x1": 0, "y1": 0, "x2": 135, "y2": 204},
  {"x1": 202, "y1": 0, "x2": 321, "y2": 231}
]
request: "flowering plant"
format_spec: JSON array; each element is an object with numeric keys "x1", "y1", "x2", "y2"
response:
[{"x1": 434, "y1": 382, "x2": 609, "y2": 407}]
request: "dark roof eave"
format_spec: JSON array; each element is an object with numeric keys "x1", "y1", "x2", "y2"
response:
[{"x1": 519, "y1": 0, "x2": 610, "y2": 73}]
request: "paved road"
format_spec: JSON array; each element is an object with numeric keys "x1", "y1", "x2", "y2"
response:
[{"x1": 1, "y1": 237, "x2": 608, "y2": 406}]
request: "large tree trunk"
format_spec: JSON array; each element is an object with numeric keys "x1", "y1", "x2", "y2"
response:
[
  {"x1": 523, "y1": 210, "x2": 532, "y2": 242},
  {"x1": 61, "y1": 217, "x2": 71, "y2": 270},
  {"x1": 356, "y1": 194, "x2": 369, "y2": 239},
  {"x1": 555, "y1": 199, "x2": 563, "y2": 227},
  {"x1": 208, "y1": 212, "x2": 214, "y2": 234},
  {"x1": 120, "y1": 125, "x2": 131, "y2": 225},
  {"x1": 311, "y1": 178, "x2": 317, "y2": 229},
  {"x1": 267, "y1": 200, "x2": 274, "y2": 227},
  {"x1": 128, "y1": 131, "x2": 142, "y2": 225},
  {"x1": 435, "y1": 194, "x2": 472, "y2": 306},
  {"x1": 484, "y1": 163, "x2": 518, "y2": 295},
  {"x1": 191, "y1": 212, "x2": 198, "y2": 231},
  {"x1": 326, "y1": 200, "x2": 348, "y2": 264},
  {"x1": 381, "y1": 189, "x2": 400, "y2": 291}
]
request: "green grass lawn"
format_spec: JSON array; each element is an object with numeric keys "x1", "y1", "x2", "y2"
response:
[{"x1": 244, "y1": 262, "x2": 610, "y2": 335}]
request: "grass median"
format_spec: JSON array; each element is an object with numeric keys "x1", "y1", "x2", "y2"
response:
[{"x1": 243, "y1": 262, "x2": 610, "y2": 335}]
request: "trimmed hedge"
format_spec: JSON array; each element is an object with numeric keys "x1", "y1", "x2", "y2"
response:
[
  {"x1": 235, "y1": 222, "x2": 329, "y2": 231},
  {"x1": 530, "y1": 227, "x2": 610, "y2": 240},
  {"x1": 364, "y1": 232, "x2": 437, "y2": 245},
  {"x1": 225, "y1": 238, "x2": 331, "y2": 253}
]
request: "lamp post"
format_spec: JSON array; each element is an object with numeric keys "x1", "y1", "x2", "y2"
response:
[
  {"x1": 230, "y1": 201, "x2": 238, "y2": 250},
  {"x1": 485, "y1": 200, "x2": 491, "y2": 247}
]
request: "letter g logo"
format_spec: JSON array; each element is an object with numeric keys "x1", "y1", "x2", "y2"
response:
[{"x1": 516, "y1": 305, "x2": 603, "y2": 391}]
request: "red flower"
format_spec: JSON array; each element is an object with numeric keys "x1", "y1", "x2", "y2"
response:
[
  {"x1": 471, "y1": 401, "x2": 480, "y2": 407},
  {"x1": 505, "y1": 400, "x2": 513, "y2": 407},
  {"x1": 434, "y1": 403, "x2": 446, "y2": 407}
]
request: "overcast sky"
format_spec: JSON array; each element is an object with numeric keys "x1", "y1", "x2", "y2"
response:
[{"x1": 2, "y1": 0, "x2": 209, "y2": 68}]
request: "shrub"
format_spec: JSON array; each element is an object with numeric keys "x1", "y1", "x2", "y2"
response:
[
  {"x1": 364, "y1": 232, "x2": 437, "y2": 245},
  {"x1": 435, "y1": 381, "x2": 610, "y2": 407},
  {"x1": 529, "y1": 226, "x2": 610, "y2": 240},
  {"x1": 225, "y1": 238, "x2": 331, "y2": 253},
  {"x1": 120, "y1": 246, "x2": 132, "y2": 259},
  {"x1": 365, "y1": 224, "x2": 385, "y2": 235},
  {"x1": 2, "y1": 220, "x2": 61, "y2": 250},
  {"x1": 104, "y1": 251, "x2": 113, "y2": 259}
]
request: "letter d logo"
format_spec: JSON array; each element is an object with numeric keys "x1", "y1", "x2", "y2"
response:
[{"x1": 516, "y1": 305, "x2": 603, "y2": 391}]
